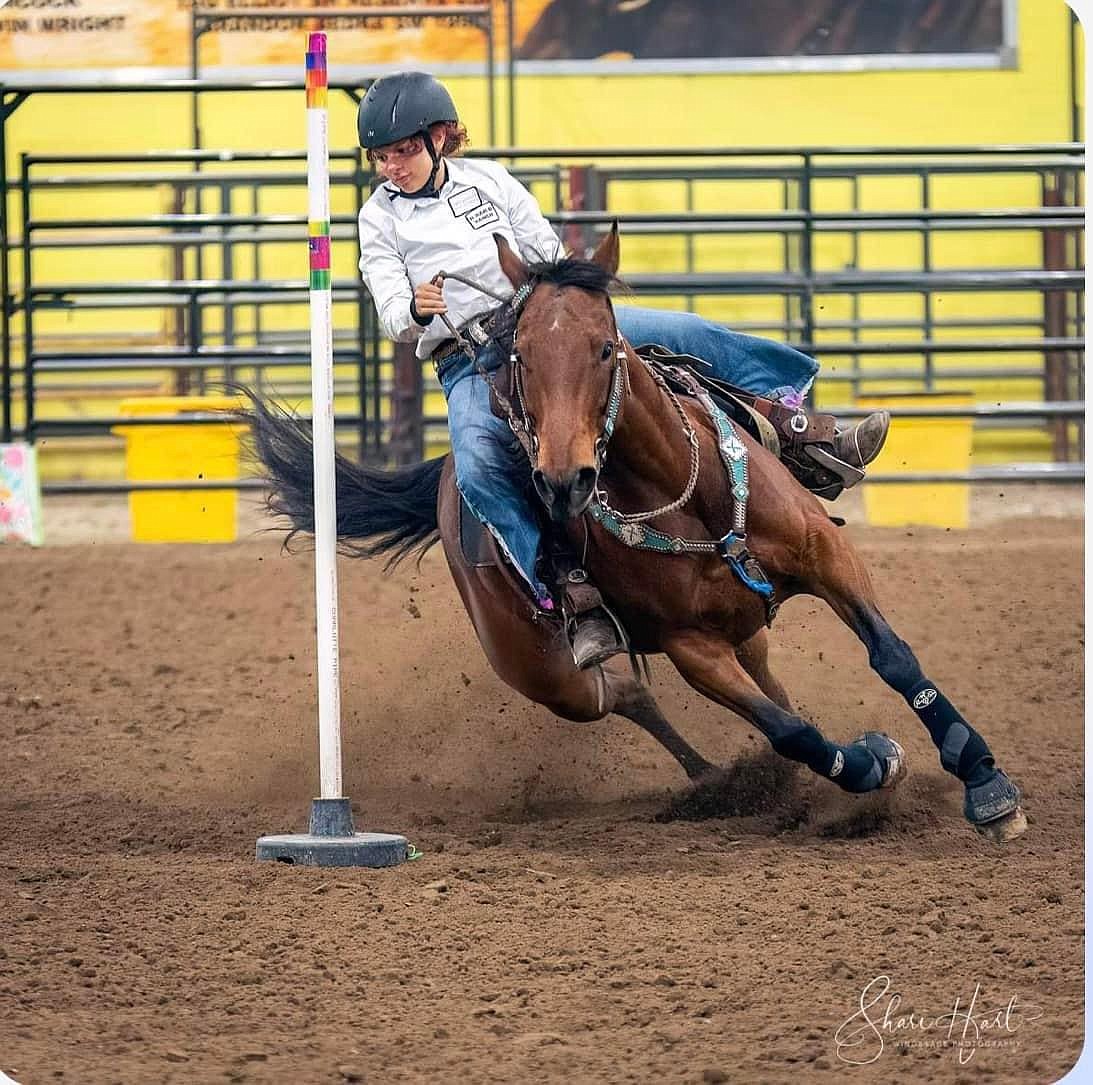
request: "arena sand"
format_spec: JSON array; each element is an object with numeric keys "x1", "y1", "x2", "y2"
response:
[{"x1": 0, "y1": 512, "x2": 1083, "y2": 1083}]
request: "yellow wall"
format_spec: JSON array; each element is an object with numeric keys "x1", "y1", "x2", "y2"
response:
[{"x1": 4, "y1": 0, "x2": 1081, "y2": 474}]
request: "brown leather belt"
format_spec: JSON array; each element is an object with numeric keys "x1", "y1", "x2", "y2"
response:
[
  {"x1": 431, "y1": 337, "x2": 467, "y2": 367},
  {"x1": 430, "y1": 306, "x2": 516, "y2": 369}
]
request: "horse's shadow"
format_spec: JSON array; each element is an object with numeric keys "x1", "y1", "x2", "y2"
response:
[
  {"x1": 659, "y1": 747, "x2": 956, "y2": 840},
  {"x1": 477, "y1": 745, "x2": 957, "y2": 846}
]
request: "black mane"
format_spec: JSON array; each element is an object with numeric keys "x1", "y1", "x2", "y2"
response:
[{"x1": 526, "y1": 256, "x2": 620, "y2": 295}]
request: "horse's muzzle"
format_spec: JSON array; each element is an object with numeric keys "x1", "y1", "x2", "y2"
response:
[{"x1": 532, "y1": 466, "x2": 597, "y2": 522}]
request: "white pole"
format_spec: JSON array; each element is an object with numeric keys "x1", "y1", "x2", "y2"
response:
[{"x1": 305, "y1": 32, "x2": 342, "y2": 800}]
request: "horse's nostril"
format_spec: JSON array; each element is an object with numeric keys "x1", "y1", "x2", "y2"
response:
[
  {"x1": 532, "y1": 468, "x2": 596, "y2": 519},
  {"x1": 574, "y1": 467, "x2": 597, "y2": 494},
  {"x1": 532, "y1": 469, "x2": 554, "y2": 505}
]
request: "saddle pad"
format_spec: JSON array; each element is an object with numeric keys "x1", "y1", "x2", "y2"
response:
[{"x1": 459, "y1": 493, "x2": 496, "y2": 568}]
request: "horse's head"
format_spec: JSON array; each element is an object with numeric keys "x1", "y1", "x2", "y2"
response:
[{"x1": 495, "y1": 226, "x2": 624, "y2": 523}]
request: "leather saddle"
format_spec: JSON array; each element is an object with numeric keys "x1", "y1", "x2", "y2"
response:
[{"x1": 460, "y1": 494, "x2": 495, "y2": 567}]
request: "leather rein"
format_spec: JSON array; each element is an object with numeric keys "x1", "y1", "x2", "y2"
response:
[
  {"x1": 435, "y1": 270, "x2": 776, "y2": 616},
  {"x1": 504, "y1": 281, "x2": 710, "y2": 533}
]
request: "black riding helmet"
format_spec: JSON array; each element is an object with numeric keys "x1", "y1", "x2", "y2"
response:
[{"x1": 358, "y1": 72, "x2": 457, "y2": 198}]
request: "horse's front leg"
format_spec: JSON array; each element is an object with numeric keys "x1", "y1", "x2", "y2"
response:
[
  {"x1": 803, "y1": 521, "x2": 1026, "y2": 842},
  {"x1": 664, "y1": 629, "x2": 906, "y2": 795}
]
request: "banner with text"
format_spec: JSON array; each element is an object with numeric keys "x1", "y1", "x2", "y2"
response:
[
  {"x1": 0, "y1": 0, "x2": 504, "y2": 79},
  {"x1": 0, "y1": 0, "x2": 1008, "y2": 81}
]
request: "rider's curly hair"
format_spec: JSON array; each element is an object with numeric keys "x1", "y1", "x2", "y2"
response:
[{"x1": 435, "y1": 120, "x2": 470, "y2": 157}]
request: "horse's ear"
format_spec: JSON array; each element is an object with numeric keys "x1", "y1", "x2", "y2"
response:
[
  {"x1": 494, "y1": 234, "x2": 530, "y2": 289},
  {"x1": 590, "y1": 221, "x2": 620, "y2": 275}
]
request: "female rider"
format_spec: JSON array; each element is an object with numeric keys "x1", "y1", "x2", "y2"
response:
[{"x1": 356, "y1": 72, "x2": 890, "y2": 669}]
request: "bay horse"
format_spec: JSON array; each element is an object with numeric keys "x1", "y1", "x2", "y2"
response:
[{"x1": 242, "y1": 227, "x2": 1026, "y2": 843}]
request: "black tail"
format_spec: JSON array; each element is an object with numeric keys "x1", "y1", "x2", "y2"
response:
[{"x1": 233, "y1": 386, "x2": 445, "y2": 567}]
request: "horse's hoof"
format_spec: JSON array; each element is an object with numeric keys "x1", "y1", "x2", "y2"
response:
[
  {"x1": 975, "y1": 806, "x2": 1028, "y2": 843},
  {"x1": 965, "y1": 769, "x2": 1026, "y2": 842},
  {"x1": 851, "y1": 731, "x2": 907, "y2": 790}
]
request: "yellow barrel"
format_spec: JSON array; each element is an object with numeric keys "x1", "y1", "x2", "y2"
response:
[
  {"x1": 856, "y1": 391, "x2": 975, "y2": 529},
  {"x1": 113, "y1": 396, "x2": 242, "y2": 543}
]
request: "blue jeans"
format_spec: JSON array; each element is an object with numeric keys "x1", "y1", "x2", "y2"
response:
[
  {"x1": 439, "y1": 305, "x2": 820, "y2": 599},
  {"x1": 614, "y1": 306, "x2": 817, "y2": 401},
  {"x1": 440, "y1": 340, "x2": 552, "y2": 600}
]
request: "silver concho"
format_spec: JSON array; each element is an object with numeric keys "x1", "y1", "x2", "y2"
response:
[{"x1": 620, "y1": 523, "x2": 645, "y2": 547}]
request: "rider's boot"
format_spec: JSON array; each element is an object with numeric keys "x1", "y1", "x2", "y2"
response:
[
  {"x1": 755, "y1": 400, "x2": 891, "y2": 501},
  {"x1": 542, "y1": 539, "x2": 628, "y2": 669},
  {"x1": 570, "y1": 600, "x2": 626, "y2": 669}
]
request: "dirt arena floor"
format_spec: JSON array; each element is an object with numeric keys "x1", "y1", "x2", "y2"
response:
[{"x1": 0, "y1": 492, "x2": 1084, "y2": 1084}]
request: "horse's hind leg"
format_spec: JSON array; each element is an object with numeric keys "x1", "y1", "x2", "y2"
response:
[
  {"x1": 473, "y1": 635, "x2": 716, "y2": 780},
  {"x1": 735, "y1": 629, "x2": 792, "y2": 712},
  {"x1": 610, "y1": 668, "x2": 717, "y2": 781},
  {"x1": 442, "y1": 537, "x2": 715, "y2": 779},
  {"x1": 665, "y1": 630, "x2": 904, "y2": 796},
  {"x1": 803, "y1": 521, "x2": 1026, "y2": 842}
]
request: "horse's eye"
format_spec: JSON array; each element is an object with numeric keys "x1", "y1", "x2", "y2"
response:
[{"x1": 601, "y1": 341, "x2": 614, "y2": 361}]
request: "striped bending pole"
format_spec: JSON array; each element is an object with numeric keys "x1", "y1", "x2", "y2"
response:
[{"x1": 306, "y1": 32, "x2": 343, "y2": 800}]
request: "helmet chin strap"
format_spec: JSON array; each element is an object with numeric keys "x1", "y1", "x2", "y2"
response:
[{"x1": 390, "y1": 131, "x2": 445, "y2": 200}]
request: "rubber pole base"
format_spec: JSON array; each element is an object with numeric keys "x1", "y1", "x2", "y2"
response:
[{"x1": 256, "y1": 797, "x2": 409, "y2": 868}]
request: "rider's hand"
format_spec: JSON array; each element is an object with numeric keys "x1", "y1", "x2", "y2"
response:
[{"x1": 412, "y1": 279, "x2": 447, "y2": 318}]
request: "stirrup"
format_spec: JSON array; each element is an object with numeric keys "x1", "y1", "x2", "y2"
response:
[
  {"x1": 561, "y1": 567, "x2": 629, "y2": 669},
  {"x1": 798, "y1": 408, "x2": 890, "y2": 499},
  {"x1": 779, "y1": 447, "x2": 856, "y2": 501},
  {"x1": 803, "y1": 444, "x2": 867, "y2": 491},
  {"x1": 568, "y1": 605, "x2": 628, "y2": 669},
  {"x1": 545, "y1": 536, "x2": 630, "y2": 668}
]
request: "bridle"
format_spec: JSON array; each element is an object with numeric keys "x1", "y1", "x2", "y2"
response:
[
  {"x1": 510, "y1": 290, "x2": 709, "y2": 529},
  {"x1": 434, "y1": 267, "x2": 776, "y2": 616},
  {"x1": 433, "y1": 270, "x2": 629, "y2": 474},
  {"x1": 439, "y1": 269, "x2": 702, "y2": 524},
  {"x1": 511, "y1": 314, "x2": 629, "y2": 478}
]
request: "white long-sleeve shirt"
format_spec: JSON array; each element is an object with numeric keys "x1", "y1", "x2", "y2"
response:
[{"x1": 357, "y1": 156, "x2": 563, "y2": 359}]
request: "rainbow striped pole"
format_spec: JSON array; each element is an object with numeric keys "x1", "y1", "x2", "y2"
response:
[
  {"x1": 256, "y1": 35, "x2": 408, "y2": 867},
  {"x1": 305, "y1": 32, "x2": 341, "y2": 803}
]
